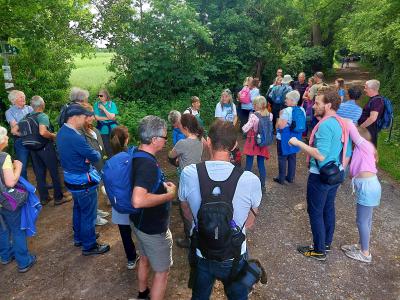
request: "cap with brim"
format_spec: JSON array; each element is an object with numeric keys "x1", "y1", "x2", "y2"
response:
[
  {"x1": 282, "y1": 74, "x2": 294, "y2": 84},
  {"x1": 65, "y1": 104, "x2": 94, "y2": 119}
]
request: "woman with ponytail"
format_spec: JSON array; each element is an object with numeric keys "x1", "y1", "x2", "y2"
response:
[
  {"x1": 168, "y1": 114, "x2": 204, "y2": 248},
  {"x1": 109, "y1": 126, "x2": 139, "y2": 270}
]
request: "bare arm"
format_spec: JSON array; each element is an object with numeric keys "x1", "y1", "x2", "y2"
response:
[
  {"x1": 39, "y1": 125, "x2": 56, "y2": 140},
  {"x1": 2, "y1": 160, "x2": 22, "y2": 187},
  {"x1": 97, "y1": 104, "x2": 116, "y2": 120},
  {"x1": 289, "y1": 137, "x2": 325, "y2": 161},
  {"x1": 233, "y1": 115, "x2": 238, "y2": 126},
  {"x1": 168, "y1": 148, "x2": 178, "y2": 159},
  {"x1": 360, "y1": 111, "x2": 379, "y2": 128},
  {"x1": 245, "y1": 207, "x2": 259, "y2": 230},
  {"x1": 180, "y1": 201, "x2": 193, "y2": 224},
  {"x1": 276, "y1": 118, "x2": 288, "y2": 129},
  {"x1": 10, "y1": 121, "x2": 20, "y2": 136},
  {"x1": 131, "y1": 182, "x2": 176, "y2": 208}
]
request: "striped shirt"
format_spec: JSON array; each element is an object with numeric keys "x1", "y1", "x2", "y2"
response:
[{"x1": 337, "y1": 100, "x2": 362, "y2": 124}]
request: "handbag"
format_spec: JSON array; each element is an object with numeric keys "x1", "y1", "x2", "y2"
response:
[
  {"x1": 0, "y1": 152, "x2": 28, "y2": 211},
  {"x1": 316, "y1": 160, "x2": 344, "y2": 185}
]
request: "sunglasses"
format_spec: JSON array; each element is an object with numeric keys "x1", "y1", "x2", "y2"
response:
[
  {"x1": 156, "y1": 135, "x2": 168, "y2": 141},
  {"x1": 98, "y1": 94, "x2": 105, "y2": 97}
]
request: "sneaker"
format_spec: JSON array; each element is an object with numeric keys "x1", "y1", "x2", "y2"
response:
[
  {"x1": 344, "y1": 249, "x2": 372, "y2": 263},
  {"x1": 18, "y1": 255, "x2": 37, "y2": 273},
  {"x1": 127, "y1": 256, "x2": 140, "y2": 270},
  {"x1": 176, "y1": 238, "x2": 190, "y2": 249},
  {"x1": 82, "y1": 243, "x2": 110, "y2": 256},
  {"x1": 54, "y1": 198, "x2": 71, "y2": 206},
  {"x1": 1, "y1": 255, "x2": 15, "y2": 265},
  {"x1": 96, "y1": 216, "x2": 108, "y2": 226},
  {"x1": 325, "y1": 245, "x2": 332, "y2": 252},
  {"x1": 297, "y1": 245, "x2": 326, "y2": 261},
  {"x1": 40, "y1": 197, "x2": 52, "y2": 206},
  {"x1": 285, "y1": 177, "x2": 294, "y2": 183},
  {"x1": 97, "y1": 209, "x2": 110, "y2": 218},
  {"x1": 341, "y1": 243, "x2": 360, "y2": 252},
  {"x1": 74, "y1": 232, "x2": 100, "y2": 247}
]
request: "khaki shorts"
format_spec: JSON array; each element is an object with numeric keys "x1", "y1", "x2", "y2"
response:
[{"x1": 132, "y1": 226, "x2": 173, "y2": 272}]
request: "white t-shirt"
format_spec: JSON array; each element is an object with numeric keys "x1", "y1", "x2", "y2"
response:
[
  {"x1": 215, "y1": 103, "x2": 237, "y2": 123},
  {"x1": 183, "y1": 107, "x2": 199, "y2": 116},
  {"x1": 178, "y1": 161, "x2": 262, "y2": 257},
  {"x1": 277, "y1": 106, "x2": 306, "y2": 140}
]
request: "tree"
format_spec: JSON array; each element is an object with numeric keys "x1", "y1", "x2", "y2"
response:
[{"x1": 0, "y1": 0, "x2": 95, "y2": 111}]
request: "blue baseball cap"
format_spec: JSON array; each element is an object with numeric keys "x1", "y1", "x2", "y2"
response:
[{"x1": 65, "y1": 104, "x2": 94, "y2": 119}]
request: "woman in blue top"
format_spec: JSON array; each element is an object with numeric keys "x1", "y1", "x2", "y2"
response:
[
  {"x1": 94, "y1": 89, "x2": 118, "y2": 157},
  {"x1": 215, "y1": 89, "x2": 238, "y2": 126}
]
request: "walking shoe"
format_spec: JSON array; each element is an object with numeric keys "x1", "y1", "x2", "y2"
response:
[
  {"x1": 127, "y1": 256, "x2": 140, "y2": 270},
  {"x1": 273, "y1": 177, "x2": 286, "y2": 185},
  {"x1": 1, "y1": 255, "x2": 15, "y2": 265},
  {"x1": 297, "y1": 245, "x2": 326, "y2": 261},
  {"x1": 74, "y1": 233, "x2": 100, "y2": 247},
  {"x1": 54, "y1": 198, "x2": 71, "y2": 206},
  {"x1": 285, "y1": 177, "x2": 294, "y2": 183},
  {"x1": 325, "y1": 245, "x2": 332, "y2": 252},
  {"x1": 40, "y1": 197, "x2": 52, "y2": 206},
  {"x1": 344, "y1": 249, "x2": 372, "y2": 263},
  {"x1": 341, "y1": 243, "x2": 360, "y2": 252},
  {"x1": 176, "y1": 238, "x2": 190, "y2": 249},
  {"x1": 18, "y1": 255, "x2": 37, "y2": 273},
  {"x1": 82, "y1": 243, "x2": 110, "y2": 256},
  {"x1": 97, "y1": 209, "x2": 110, "y2": 218},
  {"x1": 96, "y1": 216, "x2": 108, "y2": 226}
]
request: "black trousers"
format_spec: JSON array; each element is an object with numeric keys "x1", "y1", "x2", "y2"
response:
[
  {"x1": 118, "y1": 224, "x2": 137, "y2": 261},
  {"x1": 272, "y1": 103, "x2": 284, "y2": 131},
  {"x1": 30, "y1": 143, "x2": 63, "y2": 201}
]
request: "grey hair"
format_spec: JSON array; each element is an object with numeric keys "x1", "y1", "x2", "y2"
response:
[
  {"x1": 366, "y1": 79, "x2": 380, "y2": 91},
  {"x1": 70, "y1": 87, "x2": 89, "y2": 103},
  {"x1": 168, "y1": 110, "x2": 181, "y2": 125},
  {"x1": 314, "y1": 72, "x2": 324, "y2": 80},
  {"x1": 286, "y1": 90, "x2": 301, "y2": 103},
  {"x1": 0, "y1": 126, "x2": 8, "y2": 145},
  {"x1": 139, "y1": 115, "x2": 167, "y2": 145},
  {"x1": 8, "y1": 90, "x2": 25, "y2": 104},
  {"x1": 298, "y1": 72, "x2": 306, "y2": 78},
  {"x1": 31, "y1": 95, "x2": 45, "y2": 110}
]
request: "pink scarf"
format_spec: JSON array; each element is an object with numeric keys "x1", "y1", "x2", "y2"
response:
[{"x1": 306, "y1": 114, "x2": 349, "y2": 164}]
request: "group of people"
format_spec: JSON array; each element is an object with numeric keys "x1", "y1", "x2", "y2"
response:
[{"x1": 0, "y1": 69, "x2": 386, "y2": 299}]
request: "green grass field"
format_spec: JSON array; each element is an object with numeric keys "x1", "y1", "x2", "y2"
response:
[{"x1": 69, "y1": 52, "x2": 114, "y2": 93}]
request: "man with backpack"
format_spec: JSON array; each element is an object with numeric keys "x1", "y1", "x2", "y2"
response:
[
  {"x1": 274, "y1": 91, "x2": 305, "y2": 185},
  {"x1": 358, "y1": 80, "x2": 386, "y2": 147},
  {"x1": 22, "y1": 96, "x2": 68, "y2": 206},
  {"x1": 269, "y1": 75, "x2": 293, "y2": 131},
  {"x1": 289, "y1": 89, "x2": 352, "y2": 261},
  {"x1": 179, "y1": 120, "x2": 262, "y2": 300},
  {"x1": 129, "y1": 116, "x2": 177, "y2": 300},
  {"x1": 5, "y1": 90, "x2": 33, "y2": 179},
  {"x1": 57, "y1": 87, "x2": 89, "y2": 127},
  {"x1": 308, "y1": 72, "x2": 327, "y2": 102}
]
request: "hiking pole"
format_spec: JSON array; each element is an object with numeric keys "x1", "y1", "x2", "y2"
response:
[{"x1": 386, "y1": 123, "x2": 393, "y2": 142}]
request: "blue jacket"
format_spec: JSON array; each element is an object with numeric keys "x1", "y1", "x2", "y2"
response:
[
  {"x1": 56, "y1": 124, "x2": 100, "y2": 174},
  {"x1": 19, "y1": 177, "x2": 42, "y2": 237},
  {"x1": 172, "y1": 127, "x2": 185, "y2": 146}
]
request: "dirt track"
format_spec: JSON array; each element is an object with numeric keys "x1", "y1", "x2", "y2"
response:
[{"x1": 1, "y1": 64, "x2": 399, "y2": 299}]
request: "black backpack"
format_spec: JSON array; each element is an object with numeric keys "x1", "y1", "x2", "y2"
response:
[
  {"x1": 18, "y1": 113, "x2": 49, "y2": 150},
  {"x1": 195, "y1": 162, "x2": 245, "y2": 261}
]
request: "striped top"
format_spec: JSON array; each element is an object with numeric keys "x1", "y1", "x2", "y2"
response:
[{"x1": 337, "y1": 100, "x2": 362, "y2": 124}]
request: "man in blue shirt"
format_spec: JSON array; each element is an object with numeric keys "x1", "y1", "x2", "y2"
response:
[
  {"x1": 5, "y1": 90, "x2": 33, "y2": 179},
  {"x1": 56, "y1": 105, "x2": 110, "y2": 256},
  {"x1": 337, "y1": 86, "x2": 363, "y2": 124},
  {"x1": 289, "y1": 89, "x2": 351, "y2": 261}
]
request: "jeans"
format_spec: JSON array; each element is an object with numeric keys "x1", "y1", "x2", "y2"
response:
[
  {"x1": 276, "y1": 140, "x2": 296, "y2": 182},
  {"x1": 30, "y1": 143, "x2": 63, "y2": 201},
  {"x1": 245, "y1": 155, "x2": 266, "y2": 187},
  {"x1": 0, "y1": 208, "x2": 35, "y2": 268},
  {"x1": 356, "y1": 204, "x2": 374, "y2": 252},
  {"x1": 13, "y1": 137, "x2": 30, "y2": 179},
  {"x1": 192, "y1": 255, "x2": 250, "y2": 300},
  {"x1": 306, "y1": 173, "x2": 340, "y2": 253},
  {"x1": 118, "y1": 224, "x2": 137, "y2": 261},
  {"x1": 72, "y1": 188, "x2": 98, "y2": 251}
]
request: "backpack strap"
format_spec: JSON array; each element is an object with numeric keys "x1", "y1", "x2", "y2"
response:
[
  {"x1": 131, "y1": 150, "x2": 163, "y2": 193},
  {"x1": 196, "y1": 162, "x2": 244, "y2": 205}
]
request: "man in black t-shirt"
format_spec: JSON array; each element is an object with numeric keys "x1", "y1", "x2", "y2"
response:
[
  {"x1": 293, "y1": 72, "x2": 308, "y2": 106},
  {"x1": 359, "y1": 80, "x2": 385, "y2": 147},
  {"x1": 129, "y1": 115, "x2": 176, "y2": 300}
]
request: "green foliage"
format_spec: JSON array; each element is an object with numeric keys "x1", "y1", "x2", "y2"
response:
[{"x1": 0, "y1": 0, "x2": 95, "y2": 111}]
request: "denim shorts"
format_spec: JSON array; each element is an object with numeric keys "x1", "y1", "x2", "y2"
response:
[{"x1": 352, "y1": 175, "x2": 381, "y2": 207}]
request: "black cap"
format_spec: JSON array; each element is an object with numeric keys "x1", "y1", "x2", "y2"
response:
[{"x1": 65, "y1": 104, "x2": 94, "y2": 119}]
